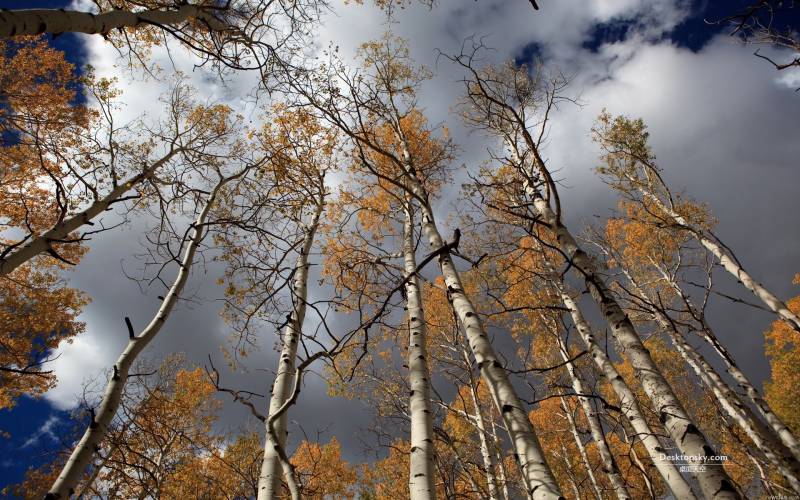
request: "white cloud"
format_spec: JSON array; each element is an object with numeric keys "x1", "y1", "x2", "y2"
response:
[
  {"x1": 39, "y1": 0, "x2": 800, "y2": 455},
  {"x1": 44, "y1": 332, "x2": 110, "y2": 410},
  {"x1": 21, "y1": 415, "x2": 62, "y2": 448},
  {"x1": 775, "y1": 66, "x2": 800, "y2": 91}
]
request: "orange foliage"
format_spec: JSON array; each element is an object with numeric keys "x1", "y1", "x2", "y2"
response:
[
  {"x1": 764, "y1": 280, "x2": 800, "y2": 436},
  {"x1": 0, "y1": 260, "x2": 88, "y2": 410},
  {"x1": 359, "y1": 440, "x2": 410, "y2": 500},
  {"x1": 101, "y1": 363, "x2": 222, "y2": 497},
  {"x1": 289, "y1": 437, "x2": 358, "y2": 499}
]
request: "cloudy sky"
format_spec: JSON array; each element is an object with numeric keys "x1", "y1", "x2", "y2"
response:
[{"x1": 1, "y1": 0, "x2": 799, "y2": 488}]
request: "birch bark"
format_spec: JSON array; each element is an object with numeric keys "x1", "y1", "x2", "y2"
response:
[
  {"x1": 402, "y1": 197, "x2": 437, "y2": 500},
  {"x1": 621, "y1": 266, "x2": 800, "y2": 493},
  {"x1": 560, "y1": 396, "x2": 603, "y2": 500},
  {"x1": 555, "y1": 337, "x2": 631, "y2": 500},
  {"x1": 396, "y1": 142, "x2": 561, "y2": 499},
  {"x1": 557, "y1": 288, "x2": 697, "y2": 500},
  {"x1": 635, "y1": 184, "x2": 800, "y2": 333},
  {"x1": 46, "y1": 172, "x2": 232, "y2": 499},
  {"x1": 257, "y1": 197, "x2": 325, "y2": 500},
  {"x1": 0, "y1": 5, "x2": 229, "y2": 37},
  {"x1": 670, "y1": 326, "x2": 800, "y2": 495},
  {"x1": 465, "y1": 375, "x2": 502, "y2": 500},
  {"x1": 660, "y1": 274, "x2": 800, "y2": 463},
  {"x1": 0, "y1": 150, "x2": 179, "y2": 277},
  {"x1": 533, "y1": 194, "x2": 738, "y2": 499}
]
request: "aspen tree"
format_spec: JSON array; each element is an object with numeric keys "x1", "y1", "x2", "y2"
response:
[
  {"x1": 211, "y1": 108, "x2": 337, "y2": 500},
  {"x1": 450, "y1": 51, "x2": 737, "y2": 498},
  {"x1": 554, "y1": 334, "x2": 630, "y2": 500},
  {"x1": 4, "y1": 358, "x2": 221, "y2": 499},
  {"x1": 0, "y1": 71, "x2": 234, "y2": 277},
  {"x1": 439, "y1": 360, "x2": 506, "y2": 498},
  {"x1": 424, "y1": 273, "x2": 515, "y2": 499},
  {"x1": 288, "y1": 36, "x2": 562, "y2": 499},
  {"x1": 257, "y1": 190, "x2": 325, "y2": 500},
  {"x1": 325, "y1": 112, "x2": 446, "y2": 499},
  {"x1": 593, "y1": 112, "x2": 800, "y2": 333},
  {"x1": 320, "y1": 171, "x2": 443, "y2": 497},
  {"x1": 98, "y1": 361, "x2": 222, "y2": 499},
  {"x1": 593, "y1": 204, "x2": 800, "y2": 491},
  {"x1": 47, "y1": 134, "x2": 255, "y2": 498},
  {"x1": 494, "y1": 230, "x2": 634, "y2": 499},
  {"x1": 463, "y1": 166, "x2": 690, "y2": 497},
  {"x1": 560, "y1": 395, "x2": 603, "y2": 499},
  {"x1": 0, "y1": 1, "x2": 323, "y2": 81},
  {"x1": 402, "y1": 195, "x2": 438, "y2": 499}
]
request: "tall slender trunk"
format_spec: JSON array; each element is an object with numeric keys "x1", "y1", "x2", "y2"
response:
[
  {"x1": 667, "y1": 330, "x2": 798, "y2": 494},
  {"x1": 396, "y1": 143, "x2": 561, "y2": 499},
  {"x1": 508, "y1": 134, "x2": 732, "y2": 495},
  {"x1": 0, "y1": 150, "x2": 179, "y2": 277},
  {"x1": 0, "y1": 5, "x2": 229, "y2": 37},
  {"x1": 461, "y1": 344, "x2": 501, "y2": 500},
  {"x1": 559, "y1": 440, "x2": 584, "y2": 500},
  {"x1": 622, "y1": 268, "x2": 800, "y2": 494},
  {"x1": 403, "y1": 197, "x2": 437, "y2": 500},
  {"x1": 257, "y1": 198, "x2": 325, "y2": 500},
  {"x1": 532, "y1": 195, "x2": 738, "y2": 499},
  {"x1": 636, "y1": 184, "x2": 800, "y2": 332},
  {"x1": 709, "y1": 330, "x2": 800, "y2": 462},
  {"x1": 555, "y1": 336, "x2": 631, "y2": 500},
  {"x1": 659, "y1": 273, "x2": 800, "y2": 463},
  {"x1": 560, "y1": 396, "x2": 603, "y2": 500},
  {"x1": 491, "y1": 418, "x2": 512, "y2": 500},
  {"x1": 557, "y1": 287, "x2": 696, "y2": 499},
  {"x1": 46, "y1": 174, "x2": 229, "y2": 499},
  {"x1": 618, "y1": 423, "x2": 656, "y2": 499}
]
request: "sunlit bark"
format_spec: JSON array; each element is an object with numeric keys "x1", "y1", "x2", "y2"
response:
[
  {"x1": 46, "y1": 171, "x2": 239, "y2": 499},
  {"x1": 257, "y1": 195, "x2": 325, "y2": 500},
  {"x1": 402, "y1": 197, "x2": 437, "y2": 500}
]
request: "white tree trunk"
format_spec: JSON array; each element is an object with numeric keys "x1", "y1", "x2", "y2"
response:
[
  {"x1": 560, "y1": 396, "x2": 603, "y2": 500},
  {"x1": 533, "y1": 196, "x2": 738, "y2": 499},
  {"x1": 0, "y1": 5, "x2": 229, "y2": 37},
  {"x1": 0, "y1": 151, "x2": 179, "y2": 277},
  {"x1": 718, "y1": 342, "x2": 800, "y2": 463},
  {"x1": 417, "y1": 203, "x2": 560, "y2": 499},
  {"x1": 461, "y1": 343, "x2": 502, "y2": 500},
  {"x1": 558, "y1": 289, "x2": 697, "y2": 500},
  {"x1": 257, "y1": 197, "x2": 324, "y2": 500},
  {"x1": 670, "y1": 327, "x2": 800, "y2": 494},
  {"x1": 492, "y1": 419, "x2": 513, "y2": 500},
  {"x1": 402, "y1": 198, "x2": 437, "y2": 500},
  {"x1": 637, "y1": 185, "x2": 800, "y2": 332},
  {"x1": 660, "y1": 274, "x2": 800, "y2": 464},
  {"x1": 624, "y1": 267, "x2": 800, "y2": 494},
  {"x1": 394, "y1": 141, "x2": 561, "y2": 498},
  {"x1": 46, "y1": 175, "x2": 227, "y2": 499},
  {"x1": 556, "y1": 337, "x2": 631, "y2": 500}
]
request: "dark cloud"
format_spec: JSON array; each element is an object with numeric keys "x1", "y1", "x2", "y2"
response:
[{"x1": 40, "y1": 0, "x2": 800, "y2": 467}]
